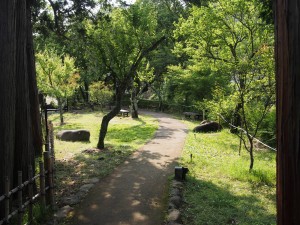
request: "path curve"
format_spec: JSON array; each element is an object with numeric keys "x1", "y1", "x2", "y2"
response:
[{"x1": 69, "y1": 111, "x2": 188, "y2": 225}]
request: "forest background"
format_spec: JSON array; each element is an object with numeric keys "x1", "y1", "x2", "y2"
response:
[{"x1": 0, "y1": 0, "x2": 275, "y2": 219}]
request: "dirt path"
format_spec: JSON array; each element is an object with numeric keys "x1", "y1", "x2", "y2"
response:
[{"x1": 69, "y1": 111, "x2": 188, "y2": 225}]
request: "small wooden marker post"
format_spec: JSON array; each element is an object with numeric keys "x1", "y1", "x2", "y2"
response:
[
  {"x1": 28, "y1": 166, "x2": 33, "y2": 223},
  {"x1": 4, "y1": 176, "x2": 9, "y2": 224},
  {"x1": 18, "y1": 171, "x2": 23, "y2": 225}
]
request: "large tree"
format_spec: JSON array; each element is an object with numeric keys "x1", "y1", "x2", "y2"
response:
[
  {"x1": 0, "y1": 0, "x2": 42, "y2": 218},
  {"x1": 86, "y1": 0, "x2": 165, "y2": 149}
]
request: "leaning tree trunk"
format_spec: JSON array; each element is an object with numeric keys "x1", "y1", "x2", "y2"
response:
[
  {"x1": 97, "y1": 87, "x2": 125, "y2": 149},
  {"x1": 0, "y1": 0, "x2": 17, "y2": 217},
  {"x1": 276, "y1": 0, "x2": 300, "y2": 224}
]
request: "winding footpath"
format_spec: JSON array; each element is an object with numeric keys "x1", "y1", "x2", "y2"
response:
[{"x1": 69, "y1": 111, "x2": 188, "y2": 225}]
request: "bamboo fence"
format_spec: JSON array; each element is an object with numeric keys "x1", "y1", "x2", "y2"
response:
[{"x1": 0, "y1": 121, "x2": 55, "y2": 225}]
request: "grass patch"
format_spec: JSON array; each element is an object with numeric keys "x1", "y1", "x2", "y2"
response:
[
  {"x1": 48, "y1": 111, "x2": 158, "y2": 206},
  {"x1": 181, "y1": 121, "x2": 276, "y2": 225}
]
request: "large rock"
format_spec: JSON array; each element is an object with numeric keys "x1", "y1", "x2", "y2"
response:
[
  {"x1": 193, "y1": 121, "x2": 222, "y2": 133},
  {"x1": 56, "y1": 130, "x2": 90, "y2": 142}
]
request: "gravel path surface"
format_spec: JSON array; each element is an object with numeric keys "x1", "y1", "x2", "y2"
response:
[{"x1": 69, "y1": 111, "x2": 188, "y2": 225}]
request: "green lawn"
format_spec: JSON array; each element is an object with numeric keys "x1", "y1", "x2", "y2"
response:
[
  {"x1": 48, "y1": 110, "x2": 158, "y2": 206},
  {"x1": 181, "y1": 121, "x2": 276, "y2": 225}
]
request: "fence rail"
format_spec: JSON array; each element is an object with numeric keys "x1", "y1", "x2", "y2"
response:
[{"x1": 0, "y1": 121, "x2": 55, "y2": 225}]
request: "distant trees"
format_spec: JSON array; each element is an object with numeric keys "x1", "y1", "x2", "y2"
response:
[
  {"x1": 89, "y1": 81, "x2": 113, "y2": 111},
  {"x1": 173, "y1": 0, "x2": 275, "y2": 170}
]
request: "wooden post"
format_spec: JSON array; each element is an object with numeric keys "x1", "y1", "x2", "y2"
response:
[
  {"x1": 44, "y1": 151, "x2": 55, "y2": 209},
  {"x1": 49, "y1": 156, "x2": 55, "y2": 209},
  {"x1": 43, "y1": 151, "x2": 50, "y2": 206},
  {"x1": 48, "y1": 121, "x2": 54, "y2": 157},
  {"x1": 28, "y1": 166, "x2": 33, "y2": 223},
  {"x1": 39, "y1": 161, "x2": 46, "y2": 211},
  {"x1": 4, "y1": 176, "x2": 9, "y2": 224},
  {"x1": 276, "y1": 0, "x2": 300, "y2": 224},
  {"x1": 203, "y1": 109, "x2": 205, "y2": 121},
  {"x1": 17, "y1": 171, "x2": 23, "y2": 225}
]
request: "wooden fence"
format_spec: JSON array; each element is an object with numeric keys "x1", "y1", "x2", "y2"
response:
[{"x1": 0, "y1": 121, "x2": 55, "y2": 225}]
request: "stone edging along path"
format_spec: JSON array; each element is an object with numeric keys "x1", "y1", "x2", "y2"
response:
[{"x1": 55, "y1": 111, "x2": 188, "y2": 225}]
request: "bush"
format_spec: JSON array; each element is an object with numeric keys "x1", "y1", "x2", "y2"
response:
[{"x1": 89, "y1": 81, "x2": 113, "y2": 111}]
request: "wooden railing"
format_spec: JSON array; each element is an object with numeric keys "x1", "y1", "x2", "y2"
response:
[
  {"x1": 0, "y1": 121, "x2": 55, "y2": 225},
  {"x1": 0, "y1": 152, "x2": 55, "y2": 225}
]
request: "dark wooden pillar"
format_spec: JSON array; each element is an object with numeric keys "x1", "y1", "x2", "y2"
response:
[{"x1": 275, "y1": 0, "x2": 300, "y2": 224}]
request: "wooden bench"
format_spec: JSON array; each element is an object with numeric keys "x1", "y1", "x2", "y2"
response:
[
  {"x1": 183, "y1": 111, "x2": 202, "y2": 120},
  {"x1": 119, "y1": 109, "x2": 129, "y2": 117},
  {"x1": 46, "y1": 106, "x2": 68, "y2": 112}
]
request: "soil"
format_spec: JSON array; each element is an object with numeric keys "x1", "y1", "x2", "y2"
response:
[{"x1": 67, "y1": 111, "x2": 188, "y2": 225}]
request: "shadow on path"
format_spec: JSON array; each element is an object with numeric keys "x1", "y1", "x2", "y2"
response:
[{"x1": 67, "y1": 111, "x2": 188, "y2": 225}]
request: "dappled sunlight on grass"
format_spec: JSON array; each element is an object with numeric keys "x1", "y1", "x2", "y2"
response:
[
  {"x1": 48, "y1": 111, "x2": 159, "y2": 207},
  {"x1": 181, "y1": 121, "x2": 276, "y2": 225}
]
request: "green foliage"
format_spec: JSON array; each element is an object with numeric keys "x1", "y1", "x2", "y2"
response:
[
  {"x1": 36, "y1": 48, "x2": 79, "y2": 100},
  {"x1": 173, "y1": 0, "x2": 275, "y2": 169},
  {"x1": 181, "y1": 121, "x2": 276, "y2": 225},
  {"x1": 89, "y1": 81, "x2": 113, "y2": 110},
  {"x1": 85, "y1": 1, "x2": 162, "y2": 81}
]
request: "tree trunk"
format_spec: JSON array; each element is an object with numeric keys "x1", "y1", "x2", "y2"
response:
[
  {"x1": 97, "y1": 87, "x2": 124, "y2": 149},
  {"x1": 58, "y1": 98, "x2": 64, "y2": 125},
  {"x1": 248, "y1": 137, "x2": 254, "y2": 171},
  {"x1": 131, "y1": 87, "x2": 139, "y2": 118},
  {"x1": 26, "y1": 2, "x2": 43, "y2": 156},
  {"x1": 0, "y1": 0, "x2": 41, "y2": 218},
  {"x1": 158, "y1": 94, "x2": 163, "y2": 112},
  {"x1": 14, "y1": 0, "x2": 35, "y2": 186},
  {"x1": 230, "y1": 103, "x2": 242, "y2": 134},
  {"x1": 0, "y1": 0, "x2": 17, "y2": 217},
  {"x1": 276, "y1": 0, "x2": 300, "y2": 224}
]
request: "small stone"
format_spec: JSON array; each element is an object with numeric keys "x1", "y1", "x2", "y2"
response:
[
  {"x1": 170, "y1": 188, "x2": 181, "y2": 197},
  {"x1": 62, "y1": 195, "x2": 81, "y2": 205},
  {"x1": 168, "y1": 203, "x2": 176, "y2": 210},
  {"x1": 172, "y1": 180, "x2": 184, "y2": 189},
  {"x1": 168, "y1": 222, "x2": 183, "y2": 225},
  {"x1": 84, "y1": 178, "x2": 100, "y2": 184},
  {"x1": 55, "y1": 205, "x2": 73, "y2": 219},
  {"x1": 167, "y1": 209, "x2": 182, "y2": 223},
  {"x1": 80, "y1": 183, "x2": 94, "y2": 192},
  {"x1": 169, "y1": 196, "x2": 182, "y2": 208}
]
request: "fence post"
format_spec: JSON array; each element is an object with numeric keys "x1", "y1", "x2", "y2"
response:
[
  {"x1": 43, "y1": 151, "x2": 50, "y2": 206},
  {"x1": 18, "y1": 171, "x2": 23, "y2": 225},
  {"x1": 44, "y1": 151, "x2": 55, "y2": 209},
  {"x1": 4, "y1": 176, "x2": 9, "y2": 224},
  {"x1": 49, "y1": 156, "x2": 55, "y2": 209},
  {"x1": 48, "y1": 121, "x2": 54, "y2": 157},
  {"x1": 39, "y1": 161, "x2": 46, "y2": 211},
  {"x1": 28, "y1": 166, "x2": 33, "y2": 223}
]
